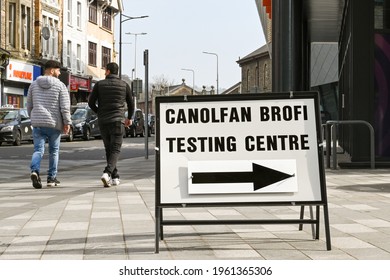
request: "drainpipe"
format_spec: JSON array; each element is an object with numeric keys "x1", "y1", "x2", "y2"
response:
[{"x1": 272, "y1": 0, "x2": 305, "y2": 92}]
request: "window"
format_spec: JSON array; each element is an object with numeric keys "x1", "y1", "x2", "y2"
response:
[
  {"x1": 374, "y1": 0, "x2": 390, "y2": 30},
  {"x1": 77, "y1": 44, "x2": 81, "y2": 73},
  {"x1": 88, "y1": 42, "x2": 97, "y2": 66},
  {"x1": 263, "y1": 63, "x2": 270, "y2": 90},
  {"x1": 67, "y1": 0, "x2": 72, "y2": 25},
  {"x1": 89, "y1": 1, "x2": 97, "y2": 24},
  {"x1": 8, "y1": 3, "x2": 16, "y2": 47},
  {"x1": 102, "y1": 8, "x2": 112, "y2": 30},
  {"x1": 67, "y1": 40, "x2": 72, "y2": 68},
  {"x1": 50, "y1": 19, "x2": 59, "y2": 58},
  {"x1": 246, "y1": 69, "x2": 250, "y2": 92},
  {"x1": 101, "y1": 46, "x2": 111, "y2": 69},
  {"x1": 21, "y1": 5, "x2": 31, "y2": 50},
  {"x1": 77, "y1": 2, "x2": 81, "y2": 29},
  {"x1": 42, "y1": 16, "x2": 49, "y2": 55}
]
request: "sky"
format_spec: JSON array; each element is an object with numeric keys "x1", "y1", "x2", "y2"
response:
[{"x1": 116, "y1": 0, "x2": 266, "y2": 91}]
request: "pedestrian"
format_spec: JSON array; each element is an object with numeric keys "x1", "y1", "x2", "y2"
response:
[
  {"x1": 88, "y1": 62, "x2": 134, "y2": 187},
  {"x1": 27, "y1": 60, "x2": 71, "y2": 189}
]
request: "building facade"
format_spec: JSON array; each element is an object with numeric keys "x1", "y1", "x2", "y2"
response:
[
  {"x1": 236, "y1": 44, "x2": 272, "y2": 94},
  {"x1": 0, "y1": 0, "x2": 122, "y2": 108},
  {"x1": 62, "y1": 0, "x2": 91, "y2": 104},
  {"x1": 339, "y1": 0, "x2": 390, "y2": 161},
  {"x1": 255, "y1": 0, "x2": 390, "y2": 163},
  {"x1": 86, "y1": 0, "x2": 120, "y2": 84}
]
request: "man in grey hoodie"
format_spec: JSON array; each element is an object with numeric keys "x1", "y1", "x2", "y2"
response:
[{"x1": 27, "y1": 60, "x2": 71, "y2": 189}]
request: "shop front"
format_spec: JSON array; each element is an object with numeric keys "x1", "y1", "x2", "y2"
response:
[
  {"x1": 4, "y1": 59, "x2": 41, "y2": 108},
  {"x1": 68, "y1": 74, "x2": 92, "y2": 105}
]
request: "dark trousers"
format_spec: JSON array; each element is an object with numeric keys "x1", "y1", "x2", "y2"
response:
[{"x1": 99, "y1": 121, "x2": 124, "y2": 178}]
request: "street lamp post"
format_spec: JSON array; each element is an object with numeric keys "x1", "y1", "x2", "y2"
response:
[
  {"x1": 125, "y1": 32, "x2": 147, "y2": 108},
  {"x1": 181, "y1": 68, "x2": 195, "y2": 94},
  {"x1": 119, "y1": 13, "x2": 148, "y2": 78},
  {"x1": 202, "y1": 51, "x2": 219, "y2": 94},
  {"x1": 125, "y1": 32, "x2": 147, "y2": 80}
]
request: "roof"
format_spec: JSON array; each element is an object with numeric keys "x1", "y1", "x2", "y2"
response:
[
  {"x1": 304, "y1": 0, "x2": 345, "y2": 42},
  {"x1": 221, "y1": 82, "x2": 241, "y2": 95},
  {"x1": 236, "y1": 44, "x2": 270, "y2": 65},
  {"x1": 255, "y1": 0, "x2": 344, "y2": 43}
]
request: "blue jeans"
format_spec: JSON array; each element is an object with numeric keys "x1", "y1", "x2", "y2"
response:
[{"x1": 30, "y1": 127, "x2": 61, "y2": 179}]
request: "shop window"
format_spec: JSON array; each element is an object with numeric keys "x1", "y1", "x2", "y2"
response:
[{"x1": 7, "y1": 95, "x2": 21, "y2": 108}]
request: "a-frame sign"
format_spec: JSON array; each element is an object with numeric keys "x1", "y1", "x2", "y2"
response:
[{"x1": 155, "y1": 92, "x2": 331, "y2": 253}]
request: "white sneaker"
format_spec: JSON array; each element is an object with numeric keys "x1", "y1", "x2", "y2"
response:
[
  {"x1": 112, "y1": 178, "x2": 120, "y2": 186},
  {"x1": 101, "y1": 173, "x2": 111, "y2": 188}
]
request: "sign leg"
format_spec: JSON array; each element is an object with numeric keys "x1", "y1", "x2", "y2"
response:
[
  {"x1": 155, "y1": 206, "x2": 160, "y2": 253},
  {"x1": 309, "y1": 206, "x2": 316, "y2": 239},
  {"x1": 299, "y1": 205, "x2": 304, "y2": 230},
  {"x1": 323, "y1": 204, "x2": 332, "y2": 250}
]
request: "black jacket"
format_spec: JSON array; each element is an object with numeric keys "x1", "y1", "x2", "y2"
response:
[{"x1": 88, "y1": 74, "x2": 134, "y2": 124}]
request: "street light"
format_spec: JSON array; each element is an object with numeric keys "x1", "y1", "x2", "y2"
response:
[
  {"x1": 181, "y1": 68, "x2": 195, "y2": 94},
  {"x1": 125, "y1": 32, "x2": 147, "y2": 80},
  {"x1": 202, "y1": 51, "x2": 219, "y2": 94},
  {"x1": 119, "y1": 13, "x2": 148, "y2": 78}
]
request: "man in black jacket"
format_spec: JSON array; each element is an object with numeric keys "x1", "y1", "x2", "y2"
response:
[{"x1": 88, "y1": 62, "x2": 134, "y2": 187}]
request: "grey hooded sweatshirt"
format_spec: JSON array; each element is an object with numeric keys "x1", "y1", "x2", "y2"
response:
[{"x1": 27, "y1": 75, "x2": 71, "y2": 131}]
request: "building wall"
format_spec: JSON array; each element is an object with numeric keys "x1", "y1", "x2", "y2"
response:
[
  {"x1": 0, "y1": 0, "x2": 120, "y2": 107},
  {"x1": 62, "y1": 0, "x2": 88, "y2": 76},
  {"x1": 86, "y1": 1, "x2": 117, "y2": 81},
  {"x1": 311, "y1": 43, "x2": 338, "y2": 87},
  {"x1": 240, "y1": 55, "x2": 271, "y2": 93},
  {"x1": 36, "y1": 0, "x2": 62, "y2": 61},
  {"x1": 1, "y1": 0, "x2": 37, "y2": 60},
  {"x1": 338, "y1": 0, "x2": 384, "y2": 160}
]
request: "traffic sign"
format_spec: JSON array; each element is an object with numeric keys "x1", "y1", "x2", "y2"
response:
[
  {"x1": 156, "y1": 92, "x2": 325, "y2": 205},
  {"x1": 154, "y1": 92, "x2": 331, "y2": 253}
]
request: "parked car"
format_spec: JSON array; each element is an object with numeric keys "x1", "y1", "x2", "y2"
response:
[
  {"x1": 70, "y1": 104, "x2": 100, "y2": 141},
  {"x1": 125, "y1": 109, "x2": 147, "y2": 137},
  {"x1": 148, "y1": 114, "x2": 155, "y2": 135},
  {"x1": 0, "y1": 106, "x2": 33, "y2": 146}
]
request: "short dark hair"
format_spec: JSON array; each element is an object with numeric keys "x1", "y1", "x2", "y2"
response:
[
  {"x1": 106, "y1": 62, "x2": 119, "y2": 75},
  {"x1": 44, "y1": 60, "x2": 61, "y2": 70}
]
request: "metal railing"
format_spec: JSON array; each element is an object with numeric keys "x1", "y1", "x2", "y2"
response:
[{"x1": 324, "y1": 120, "x2": 375, "y2": 169}]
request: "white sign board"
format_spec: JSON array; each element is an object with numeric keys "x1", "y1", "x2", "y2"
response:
[
  {"x1": 156, "y1": 93, "x2": 324, "y2": 205},
  {"x1": 7, "y1": 60, "x2": 34, "y2": 83}
]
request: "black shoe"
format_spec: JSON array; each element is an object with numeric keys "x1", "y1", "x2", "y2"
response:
[
  {"x1": 47, "y1": 177, "x2": 60, "y2": 187},
  {"x1": 31, "y1": 172, "x2": 42, "y2": 189}
]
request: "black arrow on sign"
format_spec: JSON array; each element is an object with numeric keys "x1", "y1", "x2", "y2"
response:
[{"x1": 191, "y1": 163, "x2": 295, "y2": 191}]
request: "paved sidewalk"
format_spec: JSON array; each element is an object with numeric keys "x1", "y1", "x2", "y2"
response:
[{"x1": 1, "y1": 155, "x2": 390, "y2": 260}]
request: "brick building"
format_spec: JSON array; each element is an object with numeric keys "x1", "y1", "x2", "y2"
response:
[{"x1": 236, "y1": 44, "x2": 271, "y2": 94}]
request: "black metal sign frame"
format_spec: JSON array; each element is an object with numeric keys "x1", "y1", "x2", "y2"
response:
[{"x1": 154, "y1": 92, "x2": 331, "y2": 253}]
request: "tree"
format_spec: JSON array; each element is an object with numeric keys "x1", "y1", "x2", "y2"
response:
[
  {"x1": 121, "y1": 74, "x2": 132, "y2": 86},
  {"x1": 151, "y1": 74, "x2": 174, "y2": 90}
]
